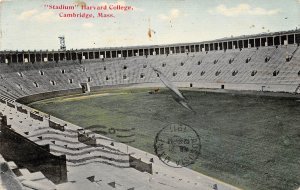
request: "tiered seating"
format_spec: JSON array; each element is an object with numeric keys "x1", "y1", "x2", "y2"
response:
[
  {"x1": 0, "y1": 154, "x2": 56, "y2": 190},
  {"x1": 0, "y1": 96, "x2": 238, "y2": 190},
  {"x1": 0, "y1": 45, "x2": 300, "y2": 100},
  {"x1": 0, "y1": 101, "x2": 130, "y2": 169}
]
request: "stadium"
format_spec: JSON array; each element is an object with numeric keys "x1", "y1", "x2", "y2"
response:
[
  {"x1": 0, "y1": 1, "x2": 300, "y2": 190},
  {"x1": 0, "y1": 29, "x2": 300, "y2": 190}
]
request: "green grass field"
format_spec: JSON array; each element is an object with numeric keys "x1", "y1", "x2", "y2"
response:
[{"x1": 28, "y1": 88, "x2": 300, "y2": 190}]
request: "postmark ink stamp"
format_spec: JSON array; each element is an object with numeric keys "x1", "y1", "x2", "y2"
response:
[{"x1": 154, "y1": 123, "x2": 201, "y2": 168}]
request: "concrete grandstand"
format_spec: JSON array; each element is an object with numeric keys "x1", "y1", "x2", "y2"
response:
[{"x1": 0, "y1": 29, "x2": 300, "y2": 103}]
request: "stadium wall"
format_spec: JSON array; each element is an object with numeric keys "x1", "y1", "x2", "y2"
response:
[
  {"x1": 16, "y1": 83, "x2": 163, "y2": 104},
  {"x1": 0, "y1": 115, "x2": 68, "y2": 184},
  {"x1": 1, "y1": 29, "x2": 299, "y2": 64}
]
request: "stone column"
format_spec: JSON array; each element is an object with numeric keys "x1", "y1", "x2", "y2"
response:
[
  {"x1": 260, "y1": 38, "x2": 262, "y2": 47},
  {"x1": 280, "y1": 35, "x2": 282, "y2": 45}
]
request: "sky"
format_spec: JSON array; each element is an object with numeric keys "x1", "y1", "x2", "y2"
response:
[{"x1": 0, "y1": 0, "x2": 299, "y2": 51}]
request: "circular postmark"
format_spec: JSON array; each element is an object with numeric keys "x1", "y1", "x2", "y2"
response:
[{"x1": 154, "y1": 123, "x2": 201, "y2": 168}]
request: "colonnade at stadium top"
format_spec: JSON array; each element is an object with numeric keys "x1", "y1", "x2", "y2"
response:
[{"x1": 0, "y1": 30, "x2": 300, "y2": 64}]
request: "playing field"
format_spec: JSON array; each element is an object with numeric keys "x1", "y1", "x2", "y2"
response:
[{"x1": 28, "y1": 88, "x2": 300, "y2": 190}]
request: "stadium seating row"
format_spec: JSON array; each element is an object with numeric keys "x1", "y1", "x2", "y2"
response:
[{"x1": 0, "y1": 45, "x2": 299, "y2": 101}]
